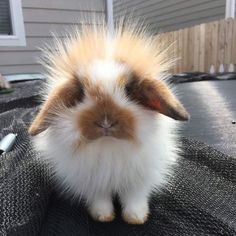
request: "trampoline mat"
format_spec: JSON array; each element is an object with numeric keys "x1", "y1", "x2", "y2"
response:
[
  {"x1": 177, "y1": 80, "x2": 236, "y2": 157},
  {"x1": 0, "y1": 79, "x2": 236, "y2": 236}
]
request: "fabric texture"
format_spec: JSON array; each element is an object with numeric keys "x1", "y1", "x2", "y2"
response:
[
  {"x1": 169, "y1": 72, "x2": 236, "y2": 84},
  {"x1": 0, "y1": 80, "x2": 236, "y2": 236},
  {"x1": 177, "y1": 80, "x2": 236, "y2": 157}
]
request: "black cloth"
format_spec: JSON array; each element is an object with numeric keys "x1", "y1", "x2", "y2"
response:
[
  {"x1": 0, "y1": 80, "x2": 236, "y2": 236},
  {"x1": 177, "y1": 80, "x2": 236, "y2": 157},
  {"x1": 169, "y1": 72, "x2": 236, "y2": 84}
]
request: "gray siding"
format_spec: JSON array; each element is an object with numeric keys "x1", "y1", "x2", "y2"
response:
[
  {"x1": 0, "y1": 0, "x2": 105, "y2": 74},
  {"x1": 114, "y1": 0, "x2": 226, "y2": 33}
]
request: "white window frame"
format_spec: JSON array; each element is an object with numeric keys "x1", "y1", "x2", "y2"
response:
[
  {"x1": 0, "y1": 0, "x2": 26, "y2": 46},
  {"x1": 106, "y1": 0, "x2": 114, "y2": 35},
  {"x1": 225, "y1": 0, "x2": 235, "y2": 18}
]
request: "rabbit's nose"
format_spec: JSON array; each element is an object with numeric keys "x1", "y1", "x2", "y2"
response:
[
  {"x1": 94, "y1": 121, "x2": 116, "y2": 129},
  {"x1": 94, "y1": 120, "x2": 111, "y2": 129},
  {"x1": 94, "y1": 122, "x2": 111, "y2": 129},
  {"x1": 101, "y1": 123, "x2": 112, "y2": 129},
  {"x1": 101, "y1": 117, "x2": 116, "y2": 129},
  {"x1": 94, "y1": 121, "x2": 112, "y2": 136}
]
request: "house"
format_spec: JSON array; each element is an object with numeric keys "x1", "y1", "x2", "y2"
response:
[
  {"x1": 113, "y1": 0, "x2": 235, "y2": 33},
  {"x1": 0, "y1": 0, "x2": 235, "y2": 75},
  {"x1": 0, "y1": 0, "x2": 105, "y2": 75}
]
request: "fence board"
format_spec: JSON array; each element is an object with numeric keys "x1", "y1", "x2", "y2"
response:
[
  {"x1": 233, "y1": 20, "x2": 236, "y2": 64},
  {"x1": 183, "y1": 28, "x2": 188, "y2": 71},
  {"x1": 218, "y1": 19, "x2": 226, "y2": 71},
  {"x1": 204, "y1": 22, "x2": 212, "y2": 71},
  {"x1": 199, "y1": 23, "x2": 206, "y2": 71},
  {"x1": 178, "y1": 29, "x2": 184, "y2": 72},
  {"x1": 193, "y1": 25, "x2": 200, "y2": 71},
  {"x1": 156, "y1": 18, "x2": 236, "y2": 73},
  {"x1": 225, "y1": 18, "x2": 233, "y2": 67},
  {"x1": 212, "y1": 20, "x2": 219, "y2": 71}
]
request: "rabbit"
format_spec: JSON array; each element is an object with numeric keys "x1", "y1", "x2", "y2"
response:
[{"x1": 29, "y1": 23, "x2": 189, "y2": 224}]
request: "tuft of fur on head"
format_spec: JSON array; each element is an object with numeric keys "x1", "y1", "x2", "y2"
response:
[{"x1": 42, "y1": 21, "x2": 174, "y2": 83}]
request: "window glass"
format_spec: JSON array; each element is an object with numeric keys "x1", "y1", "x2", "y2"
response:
[{"x1": 0, "y1": 0, "x2": 13, "y2": 35}]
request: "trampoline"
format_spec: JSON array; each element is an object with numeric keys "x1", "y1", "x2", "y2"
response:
[{"x1": 0, "y1": 76, "x2": 236, "y2": 236}]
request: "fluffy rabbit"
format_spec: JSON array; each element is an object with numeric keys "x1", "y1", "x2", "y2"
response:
[{"x1": 29, "y1": 24, "x2": 189, "y2": 224}]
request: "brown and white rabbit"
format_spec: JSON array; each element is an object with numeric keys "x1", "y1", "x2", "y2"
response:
[{"x1": 29, "y1": 23, "x2": 189, "y2": 224}]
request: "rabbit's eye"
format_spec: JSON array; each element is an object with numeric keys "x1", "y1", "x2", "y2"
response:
[
  {"x1": 125, "y1": 83, "x2": 132, "y2": 96},
  {"x1": 124, "y1": 75, "x2": 139, "y2": 100},
  {"x1": 77, "y1": 81, "x2": 85, "y2": 102},
  {"x1": 72, "y1": 75, "x2": 85, "y2": 103}
]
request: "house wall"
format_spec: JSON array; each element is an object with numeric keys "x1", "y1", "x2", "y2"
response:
[
  {"x1": 0, "y1": 0, "x2": 105, "y2": 74},
  {"x1": 113, "y1": 0, "x2": 226, "y2": 33}
]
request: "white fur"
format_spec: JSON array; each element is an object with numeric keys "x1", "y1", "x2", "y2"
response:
[
  {"x1": 78, "y1": 59, "x2": 130, "y2": 99},
  {"x1": 33, "y1": 60, "x2": 179, "y2": 222}
]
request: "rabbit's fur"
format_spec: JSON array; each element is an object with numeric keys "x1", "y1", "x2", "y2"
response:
[{"x1": 29, "y1": 23, "x2": 189, "y2": 224}]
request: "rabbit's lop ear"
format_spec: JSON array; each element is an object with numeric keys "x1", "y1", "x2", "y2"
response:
[
  {"x1": 29, "y1": 79, "x2": 84, "y2": 136},
  {"x1": 125, "y1": 76, "x2": 189, "y2": 121}
]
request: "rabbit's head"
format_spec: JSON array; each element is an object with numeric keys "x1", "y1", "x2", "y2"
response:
[{"x1": 29, "y1": 27, "x2": 189, "y2": 145}]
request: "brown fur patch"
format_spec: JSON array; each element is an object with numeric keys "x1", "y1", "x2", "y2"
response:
[
  {"x1": 117, "y1": 74, "x2": 130, "y2": 88},
  {"x1": 29, "y1": 78, "x2": 84, "y2": 136},
  {"x1": 77, "y1": 93, "x2": 136, "y2": 141},
  {"x1": 85, "y1": 81, "x2": 105, "y2": 101},
  {"x1": 125, "y1": 75, "x2": 189, "y2": 121}
]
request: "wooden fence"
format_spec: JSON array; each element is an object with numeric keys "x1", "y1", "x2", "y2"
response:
[{"x1": 157, "y1": 18, "x2": 236, "y2": 73}]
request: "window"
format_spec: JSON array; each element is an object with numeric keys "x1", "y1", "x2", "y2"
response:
[{"x1": 0, "y1": 0, "x2": 26, "y2": 46}]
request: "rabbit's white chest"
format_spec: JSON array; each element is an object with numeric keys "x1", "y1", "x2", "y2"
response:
[
  {"x1": 53, "y1": 139, "x2": 151, "y2": 197},
  {"x1": 34, "y1": 114, "x2": 178, "y2": 202}
]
